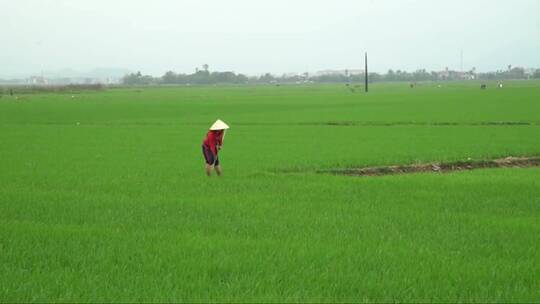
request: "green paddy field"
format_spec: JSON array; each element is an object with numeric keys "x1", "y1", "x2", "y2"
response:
[{"x1": 1, "y1": 81, "x2": 540, "y2": 302}]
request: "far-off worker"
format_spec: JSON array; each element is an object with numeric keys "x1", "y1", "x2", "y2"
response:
[{"x1": 202, "y1": 119, "x2": 229, "y2": 176}]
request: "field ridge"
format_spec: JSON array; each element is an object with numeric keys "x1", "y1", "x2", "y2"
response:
[{"x1": 320, "y1": 156, "x2": 540, "y2": 176}]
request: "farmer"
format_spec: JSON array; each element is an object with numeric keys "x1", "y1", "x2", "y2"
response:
[{"x1": 202, "y1": 119, "x2": 229, "y2": 176}]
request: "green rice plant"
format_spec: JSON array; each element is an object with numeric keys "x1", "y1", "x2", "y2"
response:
[{"x1": 1, "y1": 82, "x2": 539, "y2": 302}]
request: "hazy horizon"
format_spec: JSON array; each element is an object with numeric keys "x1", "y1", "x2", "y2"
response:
[{"x1": 2, "y1": 0, "x2": 539, "y2": 78}]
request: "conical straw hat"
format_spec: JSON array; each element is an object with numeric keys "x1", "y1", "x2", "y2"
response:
[{"x1": 209, "y1": 119, "x2": 229, "y2": 130}]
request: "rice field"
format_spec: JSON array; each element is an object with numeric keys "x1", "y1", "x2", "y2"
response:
[{"x1": 1, "y1": 81, "x2": 540, "y2": 302}]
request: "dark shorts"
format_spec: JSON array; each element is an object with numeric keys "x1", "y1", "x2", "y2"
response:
[{"x1": 202, "y1": 145, "x2": 219, "y2": 166}]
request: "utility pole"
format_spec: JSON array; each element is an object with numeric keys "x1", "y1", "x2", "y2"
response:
[{"x1": 365, "y1": 52, "x2": 368, "y2": 93}]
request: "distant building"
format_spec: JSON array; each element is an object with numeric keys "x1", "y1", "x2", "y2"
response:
[
  {"x1": 433, "y1": 70, "x2": 474, "y2": 80},
  {"x1": 524, "y1": 68, "x2": 536, "y2": 79},
  {"x1": 27, "y1": 76, "x2": 48, "y2": 85},
  {"x1": 21, "y1": 76, "x2": 123, "y2": 86},
  {"x1": 315, "y1": 69, "x2": 364, "y2": 76}
]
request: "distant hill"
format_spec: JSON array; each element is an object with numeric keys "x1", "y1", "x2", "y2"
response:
[{"x1": 44, "y1": 68, "x2": 132, "y2": 79}]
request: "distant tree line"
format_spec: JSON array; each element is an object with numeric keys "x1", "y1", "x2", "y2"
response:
[
  {"x1": 122, "y1": 65, "x2": 248, "y2": 85},
  {"x1": 476, "y1": 66, "x2": 539, "y2": 80},
  {"x1": 122, "y1": 65, "x2": 540, "y2": 85}
]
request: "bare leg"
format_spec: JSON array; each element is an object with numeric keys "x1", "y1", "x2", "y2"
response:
[
  {"x1": 205, "y1": 164, "x2": 212, "y2": 176},
  {"x1": 215, "y1": 165, "x2": 222, "y2": 176}
]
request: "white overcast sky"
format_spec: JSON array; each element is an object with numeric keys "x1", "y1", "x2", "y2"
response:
[{"x1": 1, "y1": 0, "x2": 539, "y2": 77}]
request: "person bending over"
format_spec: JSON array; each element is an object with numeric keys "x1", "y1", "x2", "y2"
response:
[{"x1": 202, "y1": 119, "x2": 229, "y2": 176}]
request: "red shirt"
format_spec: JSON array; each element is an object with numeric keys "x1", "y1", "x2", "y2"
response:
[{"x1": 203, "y1": 130, "x2": 223, "y2": 154}]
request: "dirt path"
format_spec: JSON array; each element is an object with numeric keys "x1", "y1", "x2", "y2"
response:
[{"x1": 320, "y1": 156, "x2": 540, "y2": 176}]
